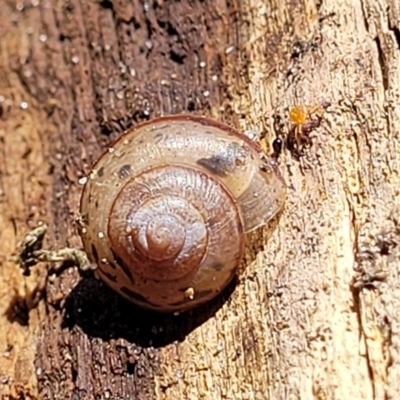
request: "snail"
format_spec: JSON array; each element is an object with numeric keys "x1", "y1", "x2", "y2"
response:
[{"x1": 78, "y1": 115, "x2": 286, "y2": 312}]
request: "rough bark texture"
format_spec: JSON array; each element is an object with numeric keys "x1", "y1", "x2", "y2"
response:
[{"x1": 1, "y1": 0, "x2": 400, "y2": 399}]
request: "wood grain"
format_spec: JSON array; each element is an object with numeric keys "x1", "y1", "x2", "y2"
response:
[{"x1": 0, "y1": 0, "x2": 399, "y2": 399}]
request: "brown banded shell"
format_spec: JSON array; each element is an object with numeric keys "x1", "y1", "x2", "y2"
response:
[{"x1": 79, "y1": 115, "x2": 286, "y2": 312}]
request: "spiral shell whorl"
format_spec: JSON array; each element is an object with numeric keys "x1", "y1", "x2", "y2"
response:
[
  {"x1": 109, "y1": 165, "x2": 219, "y2": 281},
  {"x1": 105, "y1": 164, "x2": 243, "y2": 303}
]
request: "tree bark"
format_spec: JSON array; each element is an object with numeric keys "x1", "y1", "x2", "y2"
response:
[{"x1": 1, "y1": 0, "x2": 400, "y2": 399}]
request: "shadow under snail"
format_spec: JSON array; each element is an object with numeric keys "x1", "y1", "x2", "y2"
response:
[{"x1": 78, "y1": 115, "x2": 286, "y2": 312}]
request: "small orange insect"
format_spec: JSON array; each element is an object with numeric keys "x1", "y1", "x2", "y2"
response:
[{"x1": 287, "y1": 100, "x2": 330, "y2": 155}]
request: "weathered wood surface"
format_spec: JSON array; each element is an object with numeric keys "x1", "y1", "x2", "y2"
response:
[{"x1": 1, "y1": 0, "x2": 400, "y2": 399}]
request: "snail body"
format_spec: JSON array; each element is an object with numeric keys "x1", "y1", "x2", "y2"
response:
[{"x1": 79, "y1": 115, "x2": 286, "y2": 312}]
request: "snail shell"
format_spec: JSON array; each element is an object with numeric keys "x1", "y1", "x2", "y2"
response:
[{"x1": 79, "y1": 115, "x2": 286, "y2": 312}]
